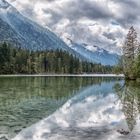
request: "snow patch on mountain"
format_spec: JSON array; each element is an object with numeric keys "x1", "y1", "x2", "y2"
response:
[
  {"x1": 0, "y1": 0, "x2": 119, "y2": 66},
  {"x1": 0, "y1": 0, "x2": 9, "y2": 8},
  {"x1": 67, "y1": 41, "x2": 119, "y2": 66},
  {"x1": 87, "y1": 45, "x2": 98, "y2": 52}
]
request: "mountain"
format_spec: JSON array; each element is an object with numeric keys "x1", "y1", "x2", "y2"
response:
[
  {"x1": 0, "y1": 0, "x2": 74, "y2": 51},
  {"x1": 67, "y1": 39, "x2": 119, "y2": 66},
  {"x1": 0, "y1": 0, "x2": 118, "y2": 66}
]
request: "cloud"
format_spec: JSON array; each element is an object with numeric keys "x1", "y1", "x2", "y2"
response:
[
  {"x1": 110, "y1": 0, "x2": 140, "y2": 27},
  {"x1": 6, "y1": 0, "x2": 140, "y2": 54}
]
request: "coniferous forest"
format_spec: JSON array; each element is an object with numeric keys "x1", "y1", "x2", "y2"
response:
[{"x1": 0, "y1": 42, "x2": 115, "y2": 74}]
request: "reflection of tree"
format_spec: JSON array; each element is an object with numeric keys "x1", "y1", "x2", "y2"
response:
[
  {"x1": 0, "y1": 77, "x2": 120, "y2": 106},
  {"x1": 0, "y1": 77, "x2": 121, "y2": 120},
  {"x1": 0, "y1": 77, "x2": 122, "y2": 139},
  {"x1": 115, "y1": 81, "x2": 140, "y2": 131}
]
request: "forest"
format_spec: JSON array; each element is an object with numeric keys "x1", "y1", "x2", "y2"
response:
[{"x1": 0, "y1": 42, "x2": 115, "y2": 74}]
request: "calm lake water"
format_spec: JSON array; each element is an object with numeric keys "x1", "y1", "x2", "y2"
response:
[{"x1": 0, "y1": 76, "x2": 140, "y2": 140}]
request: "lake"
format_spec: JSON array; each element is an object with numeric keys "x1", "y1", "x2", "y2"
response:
[{"x1": 0, "y1": 76, "x2": 139, "y2": 140}]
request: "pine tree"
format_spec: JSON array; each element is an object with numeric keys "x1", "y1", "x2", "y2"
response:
[{"x1": 123, "y1": 26, "x2": 138, "y2": 79}]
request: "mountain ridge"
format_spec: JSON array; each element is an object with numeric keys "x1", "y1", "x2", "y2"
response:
[
  {"x1": 0, "y1": 0, "x2": 71, "y2": 51},
  {"x1": 66, "y1": 38, "x2": 119, "y2": 65},
  {"x1": 0, "y1": 0, "x2": 119, "y2": 66}
]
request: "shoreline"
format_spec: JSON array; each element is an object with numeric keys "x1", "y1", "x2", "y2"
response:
[{"x1": 0, "y1": 74, "x2": 125, "y2": 78}]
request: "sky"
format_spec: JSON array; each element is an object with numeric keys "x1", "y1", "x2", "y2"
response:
[{"x1": 6, "y1": 0, "x2": 140, "y2": 54}]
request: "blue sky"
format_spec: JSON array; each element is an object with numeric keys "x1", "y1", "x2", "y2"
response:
[{"x1": 7, "y1": 0, "x2": 140, "y2": 54}]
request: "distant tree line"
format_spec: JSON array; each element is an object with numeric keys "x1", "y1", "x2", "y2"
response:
[{"x1": 0, "y1": 42, "x2": 115, "y2": 74}]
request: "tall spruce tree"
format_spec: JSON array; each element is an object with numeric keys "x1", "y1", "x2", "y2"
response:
[{"x1": 123, "y1": 26, "x2": 138, "y2": 79}]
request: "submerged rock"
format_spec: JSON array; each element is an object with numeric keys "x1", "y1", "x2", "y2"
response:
[{"x1": 117, "y1": 129, "x2": 130, "y2": 135}]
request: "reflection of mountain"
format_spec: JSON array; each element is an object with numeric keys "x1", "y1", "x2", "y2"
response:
[
  {"x1": 0, "y1": 77, "x2": 121, "y2": 107},
  {"x1": 0, "y1": 77, "x2": 84, "y2": 139},
  {"x1": 0, "y1": 77, "x2": 121, "y2": 140},
  {"x1": 115, "y1": 81, "x2": 140, "y2": 133},
  {"x1": 13, "y1": 78, "x2": 126, "y2": 140}
]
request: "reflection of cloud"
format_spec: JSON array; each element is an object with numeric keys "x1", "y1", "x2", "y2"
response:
[{"x1": 13, "y1": 82, "x2": 128, "y2": 140}]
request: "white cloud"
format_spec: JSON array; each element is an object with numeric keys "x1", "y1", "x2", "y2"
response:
[{"x1": 6, "y1": 0, "x2": 140, "y2": 54}]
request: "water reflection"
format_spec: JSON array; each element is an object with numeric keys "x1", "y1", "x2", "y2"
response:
[
  {"x1": 12, "y1": 77, "x2": 135, "y2": 140},
  {"x1": 1, "y1": 77, "x2": 140, "y2": 140},
  {"x1": 0, "y1": 77, "x2": 121, "y2": 140},
  {"x1": 115, "y1": 81, "x2": 140, "y2": 139}
]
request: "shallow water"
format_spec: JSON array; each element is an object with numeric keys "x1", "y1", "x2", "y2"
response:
[{"x1": 0, "y1": 77, "x2": 140, "y2": 140}]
